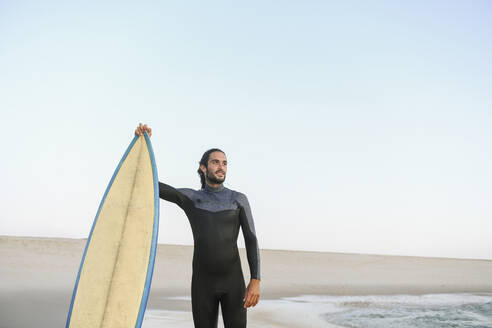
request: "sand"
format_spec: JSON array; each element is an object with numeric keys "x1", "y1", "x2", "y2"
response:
[{"x1": 1, "y1": 236, "x2": 492, "y2": 327}]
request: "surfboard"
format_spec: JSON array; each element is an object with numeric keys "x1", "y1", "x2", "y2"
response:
[{"x1": 66, "y1": 132, "x2": 159, "y2": 328}]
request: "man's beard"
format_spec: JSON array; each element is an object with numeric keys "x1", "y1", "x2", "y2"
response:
[{"x1": 206, "y1": 168, "x2": 226, "y2": 185}]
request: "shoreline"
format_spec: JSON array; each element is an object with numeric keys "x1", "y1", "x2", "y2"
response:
[
  {"x1": 3, "y1": 234, "x2": 491, "y2": 262},
  {"x1": 2, "y1": 235, "x2": 492, "y2": 297},
  {"x1": 2, "y1": 235, "x2": 492, "y2": 327}
]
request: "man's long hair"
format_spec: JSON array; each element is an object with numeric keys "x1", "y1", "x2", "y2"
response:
[{"x1": 197, "y1": 148, "x2": 225, "y2": 189}]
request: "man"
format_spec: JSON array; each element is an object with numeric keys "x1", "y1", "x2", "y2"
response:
[{"x1": 135, "y1": 123, "x2": 261, "y2": 328}]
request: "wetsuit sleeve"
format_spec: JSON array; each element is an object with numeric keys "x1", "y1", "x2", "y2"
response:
[
  {"x1": 158, "y1": 182, "x2": 193, "y2": 212},
  {"x1": 237, "y1": 192, "x2": 261, "y2": 281}
]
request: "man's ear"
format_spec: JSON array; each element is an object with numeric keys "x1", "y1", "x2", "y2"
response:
[{"x1": 199, "y1": 164, "x2": 207, "y2": 175}]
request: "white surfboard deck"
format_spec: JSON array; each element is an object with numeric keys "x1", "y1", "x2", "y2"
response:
[{"x1": 66, "y1": 133, "x2": 159, "y2": 328}]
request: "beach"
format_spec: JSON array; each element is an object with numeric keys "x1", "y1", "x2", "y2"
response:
[{"x1": 1, "y1": 236, "x2": 492, "y2": 327}]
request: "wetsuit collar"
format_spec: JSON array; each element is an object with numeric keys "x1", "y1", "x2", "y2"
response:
[{"x1": 203, "y1": 183, "x2": 225, "y2": 192}]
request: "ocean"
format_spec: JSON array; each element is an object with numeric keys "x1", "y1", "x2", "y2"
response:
[
  {"x1": 288, "y1": 293, "x2": 492, "y2": 328},
  {"x1": 143, "y1": 293, "x2": 492, "y2": 328}
]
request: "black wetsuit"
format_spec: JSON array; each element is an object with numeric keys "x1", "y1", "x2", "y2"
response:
[{"x1": 159, "y1": 182, "x2": 261, "y2": 328}]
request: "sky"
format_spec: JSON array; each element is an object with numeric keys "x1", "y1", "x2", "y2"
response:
[{"x1": 1, "y1": 1, "x2": 491, "y2": 259}]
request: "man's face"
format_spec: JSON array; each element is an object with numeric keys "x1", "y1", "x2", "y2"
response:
[{"x1": 201, "y1": 151, "x2": 227, "y2": 185}]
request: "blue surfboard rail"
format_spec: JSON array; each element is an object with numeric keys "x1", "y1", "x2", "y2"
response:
[
  {"x1": 65, "y1": 132, "x2": 159, "y2": 328},
  {"x1": 135, "y1": 132, "x2": 160, "y2": 327}
]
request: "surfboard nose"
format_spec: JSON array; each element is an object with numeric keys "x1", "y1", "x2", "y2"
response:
[{"x1": 66, "y1": 134, "x2": 159, "y2": 328}]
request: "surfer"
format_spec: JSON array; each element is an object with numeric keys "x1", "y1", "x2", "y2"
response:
[{"x1": 135, "y1": 123, "x2": 261, "y2": 328}]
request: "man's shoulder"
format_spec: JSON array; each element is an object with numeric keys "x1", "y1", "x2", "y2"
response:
[
  {"x1": 226, "y1": 188, "x2": 249, "y2": 205},
  {"x1": 176, "y1": 188, "x2": 196, "y2": 198}
]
